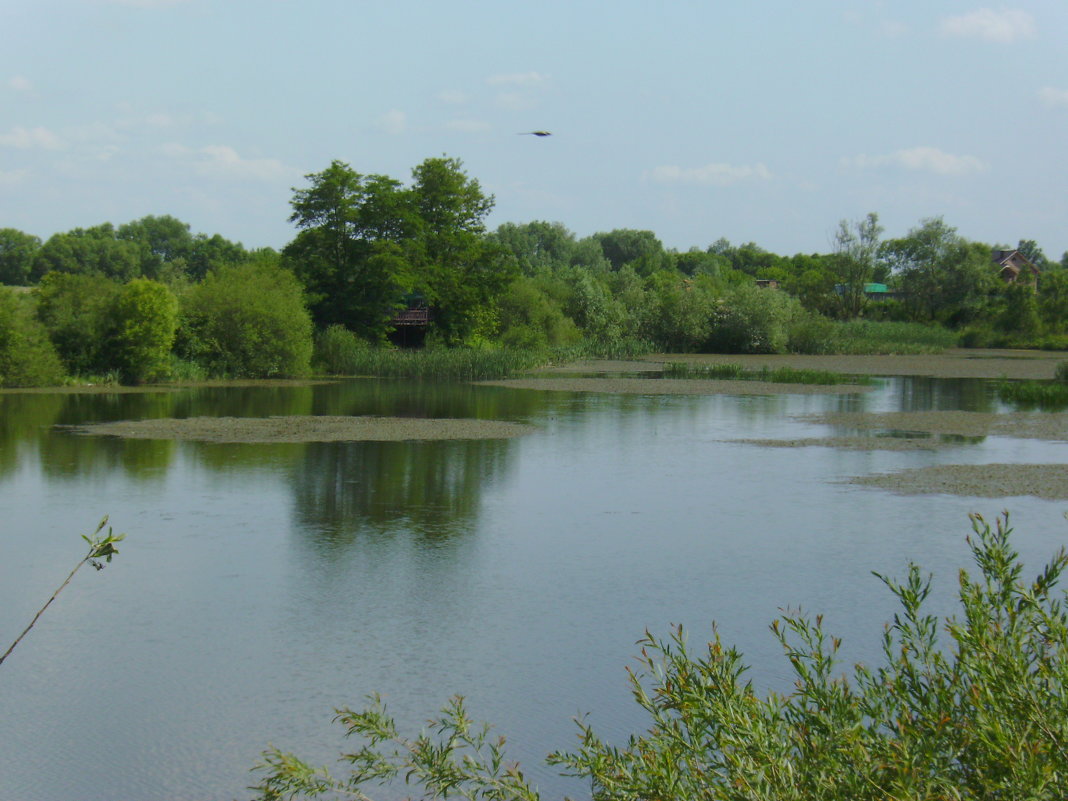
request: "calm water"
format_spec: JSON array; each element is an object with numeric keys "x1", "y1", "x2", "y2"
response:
[{"x1": 1, "y1": 376, "x2": 1066, "y2": 800}]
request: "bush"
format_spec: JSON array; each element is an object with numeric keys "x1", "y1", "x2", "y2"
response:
[
  {"x1": 497, "y1": 277, "x2": 581, "y2": 350},
  {"x1": 313, "y1": 324, "x2": 370, "y2": 375},
  {"x1": 111, "y1": 278, "x2": 179, "y2": 383},
  {"x1": 706, "y1": 284, "x2": 801, "y2": 353},
  {"x1": 252, "y1": 513, "x2": 1068, "y2": 801},
  {"x1": 178, "y1": 257, "x2": 313, "y2": 378},
  {"x1": 0, "y1": 288, "x2": 65, "y2": 387}
]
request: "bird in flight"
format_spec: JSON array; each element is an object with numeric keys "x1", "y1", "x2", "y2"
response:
[{"x1": 518, "y1": 130, "x2": 552, "y2": 137}]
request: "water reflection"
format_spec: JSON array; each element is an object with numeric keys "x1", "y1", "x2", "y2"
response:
[
  {"x1": 292, "y1": 438, "x2": 516, "y2": 545},
  {"x1": 886, "y1": 376, "x2": 996, "y2": 413}
]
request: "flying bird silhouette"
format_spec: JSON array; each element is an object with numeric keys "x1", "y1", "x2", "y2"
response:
[{"x1": 518, "y1": 130, "x2": 552, "y2": 137}]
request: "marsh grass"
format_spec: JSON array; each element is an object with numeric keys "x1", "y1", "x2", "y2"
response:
[
  {"x1": 665, "y1": 362, "x2": 876, "y2": 386},
  {"x1": 825, "y1": 320, "x2": 956, "y2": 354},
  {"x1": 996, "y1": 379, "x2": 1068, "y2": 410}
]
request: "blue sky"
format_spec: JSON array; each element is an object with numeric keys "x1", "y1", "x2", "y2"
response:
[{"x1": 3, "y1": 0, "x2": 1067, "y2": 259}]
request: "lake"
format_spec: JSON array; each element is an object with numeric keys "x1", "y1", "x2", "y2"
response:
[{"x1": 1, "y1": 374, "x2": 1066, "y2": 800}]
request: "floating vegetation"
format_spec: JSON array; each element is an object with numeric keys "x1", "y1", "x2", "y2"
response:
[{"x1": 663, "y1": 362, "x2": 875, "y2": 386}]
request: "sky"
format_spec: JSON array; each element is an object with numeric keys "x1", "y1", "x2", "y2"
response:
[{"x1": 2, "y1": 0, "x2": 1067, "y2": 259}]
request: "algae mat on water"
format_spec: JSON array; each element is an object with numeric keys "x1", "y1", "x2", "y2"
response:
[{"x1": 68, "y1": 416, "x2": 537, "y2": 442}]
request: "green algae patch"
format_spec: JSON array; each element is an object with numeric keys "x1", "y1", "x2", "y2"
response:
[{"x1": 69, "y1": 415, "x2": 537, "y2": 443}]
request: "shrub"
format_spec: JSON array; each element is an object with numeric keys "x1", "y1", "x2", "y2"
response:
[
  {"x1": 706, "y1": 284, "x2": 801, "y2": 353},
  {"x1": 497, "y1": 277, "x2": 581, "y2": 350},
  {"x1": 253, "y1": 513, "x2": 1068, "y2": 801},
  {"x1": 0, "y1": 288, "x2": 65, "y2": 387},
  {"x1": 313, "y1": 324, "x2": 370, "y2": 375},
  {"x1": 178, "y1": 257, "x2": 313, "y2": 378},
  {"x1": 111, "y1": 278, "x2": 179, "y2": 383}
]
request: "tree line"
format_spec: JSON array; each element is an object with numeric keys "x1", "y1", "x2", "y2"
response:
[{"x1": 1, "y1": 154, "x2": 1066, "y2": 387}]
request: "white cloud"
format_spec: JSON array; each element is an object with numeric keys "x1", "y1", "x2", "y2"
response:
[
  {"x1": 445, "y1": 119, "x2": 490, "y2": 133},
  {"x1": 1039, "y1": 87, "x2": 1068, "y2": 108},
  {"x1": 375, "y1": 109, "x2": 406, "y2": 135},
  {"x1": 437, "y1": 89, "x2": 468, "y2": 105},
  {"x1": 105, "y1": 0, "x2": 193, "y2": 7},
  {"x1": 0, "y1": 126, "x2": 65, "y2": 150},
  {"x1": 647, "y1": 162, "x2": 772, "y2": 186},
  {"x1": 843, "y1": 146, "x2": 987, "y2": 176},
  {"x1": 879, "y1": 19, "x2": 908, "y2": 37},
  {"x1": 7, "y1": 76, "x2": 32, "y2": 92},
  {"x1": 940, "y1": 8, "x2": 1035, "y2": 43},
  {"x1": 0, "y1": 168, "x2": 29, "y2": 186},
  {"x1": 162, "y1": 142, "x2": 294, "y2": 181},
  {"x1": 486, "y1": 71, "x2": 548, "y2": 87}
]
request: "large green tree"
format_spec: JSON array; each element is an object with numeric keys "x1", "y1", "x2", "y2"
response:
[
  {"x1": 31, "y1": 224, "x2": 143, "y2": 283},
  {"x1": 882, "y1": 218, "x2": 996, "y2": 325},
  {"x1": 283, "y1": 161, "x2": 417, "y2": 340},
  {"x1": 409, "y1": 156, "x2": 514, "y2": 344},
  {"x1": 0, "y1": 228, "x2": 42, "y2": 286}
]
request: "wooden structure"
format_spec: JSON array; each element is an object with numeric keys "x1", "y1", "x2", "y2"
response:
[{"x1": 992, "y1": 249, "x2": 1039, "y2": 284}]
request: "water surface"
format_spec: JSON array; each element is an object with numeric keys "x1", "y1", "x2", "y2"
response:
[{"x1": 0, "y1": 376, "x2": 1065, "y2": 800}]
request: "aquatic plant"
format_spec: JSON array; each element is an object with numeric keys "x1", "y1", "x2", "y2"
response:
[
  {"x1": 996, "y1": 378, "x2": 1068, "y2": 410},
  {"x1": 252, "y1": 512, "x2": 1068, "y2": 801}
]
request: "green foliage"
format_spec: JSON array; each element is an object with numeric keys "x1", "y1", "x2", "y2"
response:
[
  {"x1": 664, "y1": 362, "x2": 875, "y2": 385},
  {"x1": 642, "y1": 275, "x2": 718, "y2": 352},
  {"x1": 112, "y1": 278, "x2": 179, "y2": 383},
  {"x1": 997, "y1": 282, "x2": 1041, "y2": 338},
  {"x1": 312, "y1": 324, "x2": 371, "y2": 375},
  {"x1": 996, "y1": 379, "x2": 1068, "y2": 410},
  {"x1": 0, "y1": 228, "x2": 42, "y2": 285},
  {"x1": 592, "y1": 229, "x2": 666, "y2": 272},
  {"x1": 252, "y1": 513, "x2": 1068, "y2": 801},
  {"x1": 496, "y1": 277, "x2": 581, "y2": 350},
  {"x1": 284, "y1": 162, "x2": 416, "y2": 338},
  {"x1": 0, "y1": 288, "x2": 66, "y2": 387},
  {"x1": 706, "y1": 284, "x2": 802, "y2": 353},
  {"x1": 793, "y1": 319, "x2": 955, "y2": 355},
  {"x1": 831, "y1": 212, "x2": 883, "y2": 319},
  {"x1": 179, "y1": 257, "x2": 313, "y2": 378},
  {"x1": 34, "y1": 272, "x2": 122, "y2": 376},
  {"x1": 31, "y1": 223, "x2": 143, "y2": 283}
]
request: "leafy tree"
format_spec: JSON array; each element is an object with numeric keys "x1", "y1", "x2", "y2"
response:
[
  {"x1": 831, "y1": 212, "x2": 882, "y2": 319},
  {"x1": 996, "y1": 281, "x2": 1041, "y2": 339},
  {"x1": 492, "y1": 221, "x2": 577, "y2": 276},
  {"x1": 284, "y1": 161, "x2": 416, "y2": 339},
  {"x1": 1016, "y1": 238, "x2": 1049, "y2": 270},
  {"x1": 178, "y1": 256, "x2": 313, "y2": 378},
  {"x1": 410, "y1": 156, "x2": 514, "y2": 344},
  {"x1": 111, "y1": 278, "x2": 179, "y2": 383},
  {"x1": 592, "y1": 229, "x2": 666, "y2": 272},
  {"x1": 0, "y1": 228, "x2": 42, "y2": 285},
  {"x1": 1039, "y1": 270, "x2": 1068, "y2": 333},
  {"x1": 34, "y1": 272, "x2": 122, "y2": 375},
  {"x1": 0, "y1": 288, "x2": 65, "y2": 387},
  {"x1": 253, "y1": 512, "x2": 1068, "y2": 801},
  {"x1": 31, "y1": 224, "x2": 143, "y2": 283},
  {"x1": 116, "y1": 214, "x2": 195, "y2": 279}
]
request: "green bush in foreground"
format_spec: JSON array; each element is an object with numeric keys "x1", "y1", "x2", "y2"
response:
[{"x1": 251, "y1": 513, "x2": 1068, "y2": 800}]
